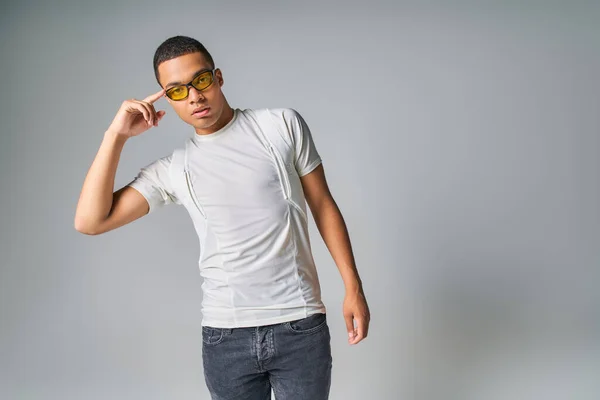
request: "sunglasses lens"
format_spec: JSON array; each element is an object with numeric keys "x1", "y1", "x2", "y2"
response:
[
  {"x1": 166, "y1": 86, "x2": 188, "y2": 101},
  {"x1": 165, "y1": 70, "x2": 214, "y2": 101},
  {"x1": 192, "y1": 71, "x2": 213, "y2": 91}
]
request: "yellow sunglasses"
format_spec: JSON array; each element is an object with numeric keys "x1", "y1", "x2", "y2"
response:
[{"x1": 165, "y1": 68, "x2": 217, "y2": 101}]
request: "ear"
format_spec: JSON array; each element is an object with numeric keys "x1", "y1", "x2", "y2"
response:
[{"x1": 216, "y1": 69, "x2": 224, "y2": 87}]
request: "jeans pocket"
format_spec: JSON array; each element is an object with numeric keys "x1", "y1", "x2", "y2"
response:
[
  {"x1": 285, "y1": 313, "x2": 327, "y2": 334},
  {"x1": 202, "y1": 326, "x2": 225, "y2": 346}
]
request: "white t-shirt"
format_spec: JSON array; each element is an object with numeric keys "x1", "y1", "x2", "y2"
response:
[{"x1": 127, "y1": 108, "x2": 327, "y2": 328}]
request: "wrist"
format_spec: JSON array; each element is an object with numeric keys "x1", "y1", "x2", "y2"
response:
[
  {"x1": 344, "y1": 279, "x2": 364, "y2": 295},
  {"x1": 104, "y1": 129, "x2": 129, "y2": 145}
]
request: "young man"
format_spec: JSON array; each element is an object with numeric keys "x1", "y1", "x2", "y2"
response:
[{"x1": 74, "y1": 35, "x2": 370, "y2": 399}]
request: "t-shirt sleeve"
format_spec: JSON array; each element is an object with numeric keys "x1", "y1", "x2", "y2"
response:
[
  {"x1": 126, "y1": 154, "x2": 180, "y2": 214},
  {"x1": 283, "y1": 108, "x2": 323, "y2": 177}
]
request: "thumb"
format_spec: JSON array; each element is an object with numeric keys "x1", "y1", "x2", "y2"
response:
[{"x1": 157, "y1": 110, "x2": 166, "y2": 119}]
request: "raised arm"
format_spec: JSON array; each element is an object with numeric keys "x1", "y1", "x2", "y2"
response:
[{"x1": 74, "y1": 89, "x2": 166, "y2": 235}]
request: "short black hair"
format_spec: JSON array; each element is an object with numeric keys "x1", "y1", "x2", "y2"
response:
[{"x1": 153, "y1": 36, "x2": 215, "y2": 86}]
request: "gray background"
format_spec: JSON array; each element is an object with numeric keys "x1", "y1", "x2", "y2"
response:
[{"x1": 1, "y1": 0, "x2": 599, "y2": 399}]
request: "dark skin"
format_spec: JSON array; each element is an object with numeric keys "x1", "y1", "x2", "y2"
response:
[{"x1": 157, "y1": 52, "x2": 234, "y2": 137}]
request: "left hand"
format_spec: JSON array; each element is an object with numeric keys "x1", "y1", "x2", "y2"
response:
[{"x1": 343, "y1": 288, "x2": 370, "y2": 345}]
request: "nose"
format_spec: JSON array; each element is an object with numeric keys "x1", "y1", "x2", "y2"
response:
[{"x1": 187, "y1": 85, "x2": 205, "y2": 102}]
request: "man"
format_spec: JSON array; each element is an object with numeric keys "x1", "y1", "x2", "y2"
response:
[{"x1": 74, "y1": 35, "x2": 370, "y2": 399}]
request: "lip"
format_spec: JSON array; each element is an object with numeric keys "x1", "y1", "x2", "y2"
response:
[{"x1": 192, "y1": 107, "x2": 210, "y2": 117}]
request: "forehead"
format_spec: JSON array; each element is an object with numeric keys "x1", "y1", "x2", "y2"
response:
[{"x1": 158, "y1": 52, "x2": 212, "y2": 87}]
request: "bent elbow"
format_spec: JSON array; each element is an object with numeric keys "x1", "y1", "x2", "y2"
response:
[{"x1": 74, "y1": 217, "x2": 102, "y2": 235}]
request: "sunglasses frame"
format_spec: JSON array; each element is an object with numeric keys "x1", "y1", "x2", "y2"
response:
[{"x1": 165, "y1": 68, "x2": 217, "y2": 101}]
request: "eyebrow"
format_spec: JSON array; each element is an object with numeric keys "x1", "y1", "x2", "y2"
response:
[{"x1": 165, "y1": 68, "x2": 212, "y2": 89}]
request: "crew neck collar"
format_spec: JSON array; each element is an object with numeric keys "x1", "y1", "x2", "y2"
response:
[{"x1": 192, "y1": 108, "x2": 239, "y2": 142}]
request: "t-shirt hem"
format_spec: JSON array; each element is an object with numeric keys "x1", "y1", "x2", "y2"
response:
[
  {"x1": 298, "y1": 158, "x2": 322, "y2": 177},
  {"x1": 201, "y1": 307, "x2": 327, "y2": 328},
  {"x1": 128, "y1": 182, "x2": 159, "y2": 214}
]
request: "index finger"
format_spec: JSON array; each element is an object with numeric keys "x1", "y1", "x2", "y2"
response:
[{"x1": 143, "y1": 88, "x2": 166, "y2": 104}]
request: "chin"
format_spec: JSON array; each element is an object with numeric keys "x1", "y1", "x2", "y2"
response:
[
  {"x1": 203, "y1": 115, "x2": 218, "y2": 127},
  {"x1": 191, "y1": 116, "x2": 216, "y2": 130}
]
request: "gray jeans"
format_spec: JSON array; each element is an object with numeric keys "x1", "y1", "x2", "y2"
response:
[{"x1": 202, "y1": 312, "x2": 333, "y2": 399}]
